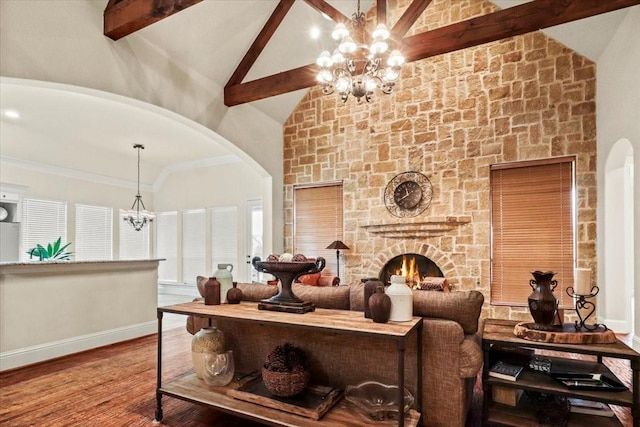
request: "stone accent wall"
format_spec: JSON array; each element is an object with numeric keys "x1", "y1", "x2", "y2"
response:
[{"x1": 283, "y1": 0, "x2": 596, "y2": 321}]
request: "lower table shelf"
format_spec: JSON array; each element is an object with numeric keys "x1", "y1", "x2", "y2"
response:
[
  {"x1": 159, "y1": 373, "x2": 421, "y2": 427},
  {"x1": 487, "y1": 393, "x2": 623, "y2": 427}
]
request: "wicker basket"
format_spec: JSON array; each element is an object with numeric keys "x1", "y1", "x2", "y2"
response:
[{"x1": 262, "y1": 367, "x2": 310, "y2": 397}]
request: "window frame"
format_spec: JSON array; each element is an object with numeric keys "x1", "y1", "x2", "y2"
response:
[
  {"x1": 490, "y1": 156, "x2": 576, "y2": 308},
  {"x1": 293, "y1": 182, "x2": 344, "y2": 277}
]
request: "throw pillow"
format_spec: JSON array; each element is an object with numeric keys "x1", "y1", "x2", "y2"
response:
[{"x1": 297, "y1": 272, "x2": 321, "y2": 286}]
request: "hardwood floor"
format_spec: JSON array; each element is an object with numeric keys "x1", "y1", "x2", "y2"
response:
[{"x1": 0, "y1": 327, "x2": 634, "y2": 426}]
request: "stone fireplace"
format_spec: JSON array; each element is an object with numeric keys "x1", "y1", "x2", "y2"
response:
[
  {"x1": 282, "y1": 0, "x2": 597, "y2": 321},
  {"x1": 379, "y1": 253, "x2": 443, "y2": 287},
  {"x1": 364, "y1": 240, "x2": 461, "y2": 289}
]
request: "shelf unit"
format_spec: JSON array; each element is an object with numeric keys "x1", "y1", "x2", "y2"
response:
[
  {"x1": 155, "y1": 302, "x2": 423, "y2": 427},
  {"x1": 482, "y1": 318, "x2": 639, "y2": 427}
]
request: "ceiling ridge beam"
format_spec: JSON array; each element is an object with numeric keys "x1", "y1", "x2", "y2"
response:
[
  {"x1": 226, "y1": 0, "x2": 296, "y2": 88},
  {"x1": 403, "y1": 0, "x2": 640, "y2": 62},
  {"x1": 104, "y1": 0, "x2": 202, "y2": 41},
  {"x1": 377, "y1": 0, "x2": 387, "y2": 26},
  {"x1": 224, "y1": 0, "x2": 640, "y2": 106}
]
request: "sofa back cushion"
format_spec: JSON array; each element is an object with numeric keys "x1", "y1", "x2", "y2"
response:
[
  {"x1": 412, "y1": 290, "x2": 484, "y2": 334},
  {"x1": 236, "y1": 283, "x2": 278, "y2": 302},
  {"x1": 350, "y1": 282, "x2": 484, "y2": 334},
  {"x1": 291, "y1": 283, "x2": 350, "y2": 310}
]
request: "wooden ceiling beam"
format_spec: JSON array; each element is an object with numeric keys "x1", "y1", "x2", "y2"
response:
[
  {"x1": 392, "y1": 0, "x2": 432, "y2": 38},
  {"x1": 302, "y1": 0, "x2": 350, "y2": 23},
  {"x1": 224, "y1": 65, "x2": 318, "y2": 107},
  {"x1": 222, "y1": 0, "x2": 640, "y2": 106},
  {"x1": 226, "y1": 0, "x2": 295, "y2": 88},
  {"x1": 403, "y1": 0, "x2": 640, "y2": 62},
  {"x1": 104, "y1": 0, "x2": 202, "y2": 41},
  {"x1": 377, "y1": 0, "x2": 387, "y2": 27}
]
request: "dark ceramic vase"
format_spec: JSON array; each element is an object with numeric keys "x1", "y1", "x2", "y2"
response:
[
  {"x1": 226, "y1": 281, "x2": 243, "y2": 304},
  {"x1": 527, "y1": 270, "x2": 559, "y2": 330},
  {"x1": 363, "y1": 279, "x2": 384, "y2": 318},
  {"x1": 204, "y1": 277, "x2": 221, "y2": 305},
  {"x1": 369, "y1": 285, "x2": 391, "y2": 324}
]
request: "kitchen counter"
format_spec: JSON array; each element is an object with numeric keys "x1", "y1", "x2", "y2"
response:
[{"x1": 0, "y1": 259, "x2": 162, "y2": 371}]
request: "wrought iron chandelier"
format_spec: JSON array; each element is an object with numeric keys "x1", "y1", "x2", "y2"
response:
[
  {"x1": 122, "y1": 144, "x2": 155, "y2": 231},
  {"x1": 316, "y1": 0, "x2": 405, "y2": 103}
]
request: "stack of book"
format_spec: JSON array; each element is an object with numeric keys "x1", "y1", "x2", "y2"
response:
[
  {"x1": 568, "y1": 398, "x2": 614, "y2": 417},
  {"x1": 489, "y1": 361, "x2": 524, "y2": 381}
]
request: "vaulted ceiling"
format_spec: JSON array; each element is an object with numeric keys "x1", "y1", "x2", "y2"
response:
[
  {"x1": 1, "y1": 0, "x2": 638, "y2": 186},
  {"x1": 105, "y1": 0, "x2": 638, "y2": 107}
]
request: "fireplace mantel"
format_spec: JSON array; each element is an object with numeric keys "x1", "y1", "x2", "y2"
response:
[{"x1": 361, "y1": 216, "x2": 472, "y2": 238}]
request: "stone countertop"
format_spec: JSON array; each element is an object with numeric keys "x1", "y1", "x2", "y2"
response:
[{"x1": 0, "y1": 259, "x2": 164, "y2": 274}]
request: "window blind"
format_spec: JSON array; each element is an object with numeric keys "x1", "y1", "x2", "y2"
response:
[
  {"x1": 490, "y1": 157, "x2": 575, "y2": 308},
  {"x1": 211, "y1": 206, "x2": 237, "y2": 272},
  {"x1": 119, "y1": 214, "x2": 150, "y2": 259},
  {"x1": 75, "y1": 204, "x2": 113, "y2": 261},
  {"x1": 156, "y1": 211, "x2": 178, "y2": 282},
  {"x1": 182, "y1": 209, "x2": 206, "y2": 284},
  {"x1": 20, "y1": 198, "x2": 67, "y2": 261},
  {"x1": 293, "y1": 183, "x2": 344, "y2": 277}
]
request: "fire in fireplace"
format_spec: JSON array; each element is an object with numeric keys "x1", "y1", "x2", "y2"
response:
[{"x1": 379, "y1": 253, "x2": 444, "y2": 289}]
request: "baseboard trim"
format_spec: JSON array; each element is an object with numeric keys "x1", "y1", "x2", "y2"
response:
[
  {"x1": 0, "y1": 321, "x2": 157, "y2": 372},
  {"x1": 158, "y1": 282, "x2": 199, "y2": 297}
]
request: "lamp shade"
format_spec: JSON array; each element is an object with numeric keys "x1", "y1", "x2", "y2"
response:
[{"x1": 326, "y1": 240, "x2": 350, "y2": 250}]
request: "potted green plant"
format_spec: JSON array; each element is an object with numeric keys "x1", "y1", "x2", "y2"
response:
[{"x1": 27, "y1": 237, "x2": 73, "y2": 261}]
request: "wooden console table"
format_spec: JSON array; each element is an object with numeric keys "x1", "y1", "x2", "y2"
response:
[
  {"x1": 155, "y1": 302, "x2": 423, "y2": 427},
  {"x1": 482, "y1": 318, "x2": 639, "y2": 427}
]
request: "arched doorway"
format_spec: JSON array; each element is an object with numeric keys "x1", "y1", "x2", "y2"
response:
[{"x1": 602, "y1": 138, "x2": 634, "y2": 334}]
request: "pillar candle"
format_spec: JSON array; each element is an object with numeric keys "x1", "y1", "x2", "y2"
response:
[{"x1": 574, "y1": 268, "x2": 592, "y2": 295}]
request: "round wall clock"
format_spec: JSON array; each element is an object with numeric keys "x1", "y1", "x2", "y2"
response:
[{"x1": 384, "y1": 171, "x2": 433, "y2": 218}]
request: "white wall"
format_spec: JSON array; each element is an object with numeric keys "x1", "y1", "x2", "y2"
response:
[
  {"x1": 0, "y1": 0, "x2": 284, "y2": 254},
  {"x1": 597, "y1": 6, "x2": 640, "y2": 349}
]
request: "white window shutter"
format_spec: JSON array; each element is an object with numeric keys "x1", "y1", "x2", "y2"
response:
[
  {"x1": 182, "y1": 209, "x2": 206, "y2": 284},
  {"x1": 75, "y1": 204, "x2": 113, "y2": 261},
  {"x1": 156, "y1": 211, "x2": 178, "y2": 282},
  {"x1": 21, "y1": 198, "x2": 68, "y2": 261}
]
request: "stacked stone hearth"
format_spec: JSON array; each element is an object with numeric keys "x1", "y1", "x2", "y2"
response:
[{"x1": 283, "y1": 0, "x2": 596, "y2": 321}]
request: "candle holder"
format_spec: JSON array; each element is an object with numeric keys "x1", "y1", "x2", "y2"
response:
[{"x1": 566, "y1": 286, "x2": 607, "y2": 331}]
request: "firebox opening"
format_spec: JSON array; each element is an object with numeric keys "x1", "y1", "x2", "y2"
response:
[{"x1": 379, "y1": 253, "x2": 444, "y2": 288}]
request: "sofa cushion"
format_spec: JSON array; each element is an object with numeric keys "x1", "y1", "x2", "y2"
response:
[
  {"x1": 236, "y1": 283, "x2": 278, "y2": 302},
  {"x1": 349, "y1": 282, "x2": 366, "y2": 311},
  {"x1": 412, "y1": 290, "x2": 484, "y2": 334},
  {"x1": 351, "y1": 282, "x2": 484, "y2": 334},
  {"x1": 292, "y1": 283, "x2": 350, "y2": 310}
]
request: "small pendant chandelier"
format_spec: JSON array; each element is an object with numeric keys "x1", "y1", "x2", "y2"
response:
[
  {"x1": 316, "y1": 0, "x2": 405, "y2": 103},
  {"x1": 122, "y1": 144, "x2": 155, "y2": 231}
]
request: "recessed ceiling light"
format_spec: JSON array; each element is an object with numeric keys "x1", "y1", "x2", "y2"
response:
[
  {"x1": 4, "y1": 110, "x2": 20, "y2": 119},
  {"x1": 310, "y1": 26, "x2": 320, "y2": 39}
]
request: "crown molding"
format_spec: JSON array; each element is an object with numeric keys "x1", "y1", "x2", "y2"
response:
[{"x1": 0, "y1": 156, "x2": 150, "y2": 191}]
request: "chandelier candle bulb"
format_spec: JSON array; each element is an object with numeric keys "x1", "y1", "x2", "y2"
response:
[
  {"x1": 575, "y1": 268, "x2": 592, "y2": 295},
  {"x1": 315, "y1": 0, "x2": 404, "y2": 103}
]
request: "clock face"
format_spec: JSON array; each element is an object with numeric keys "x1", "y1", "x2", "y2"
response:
[
  {"x1": 393, "y1": 181, "x2": 423, "y2": 209},
  {"x1": 384, "y1": 171, "x2": 433, "y2": 218}
]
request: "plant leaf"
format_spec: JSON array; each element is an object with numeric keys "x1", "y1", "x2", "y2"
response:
[{"x1": 53, "y1": 237, "x2": 61, "y2": 254}]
